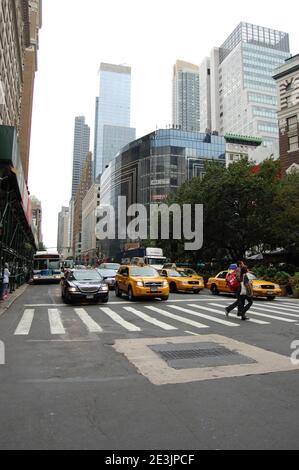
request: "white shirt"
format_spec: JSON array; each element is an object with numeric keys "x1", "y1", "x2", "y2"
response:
[{"x1": 3, "y1": 268, "x2": 10, "y2": 284}]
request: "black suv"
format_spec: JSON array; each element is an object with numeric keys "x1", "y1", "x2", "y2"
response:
[{"x1": 61, "y1": 269, "x2": 109, "y2": 304}]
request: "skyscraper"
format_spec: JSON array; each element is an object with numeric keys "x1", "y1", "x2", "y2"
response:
[
  {"x1": 93, "y1": 63, "x2": 136, "y2": 179},
  {"x1": 201, "y1": 22, "x2": 291, "y2": 157},
  {"x1": 71, "y1": 116, "x2": 90, "y2": 199},
  {"x1": 172, "y1": 60, "x2": 200, "y2": 132}
]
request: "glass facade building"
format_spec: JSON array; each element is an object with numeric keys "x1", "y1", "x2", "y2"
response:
[
  {"x1": 172, "y1": 61, "x2": 200, "y2": 132},
  {"x1": 94, "y1": 63, "x2": 136, "y2": 179},
  {"x1": 99, "y1": 129, "x2": 225, "y2": 256},
  {"x1": 71, "y1": 116, "x2": 90, "y2": 199},
  {"x1": 206, "y1": 23, "x2": 291, "y2": 158}
]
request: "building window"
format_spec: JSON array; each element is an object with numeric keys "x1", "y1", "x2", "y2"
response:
[
  {"x1": 288, "y1": 135, "x2": 298, "y2": 152},
  {"x1": 287, "y1": 115, "x2": 297, "y2": 133}
]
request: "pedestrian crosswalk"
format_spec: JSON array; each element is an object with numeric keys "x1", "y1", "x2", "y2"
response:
[{"x1": 12, "y1": 299, "x2": 299, "y2": 338}]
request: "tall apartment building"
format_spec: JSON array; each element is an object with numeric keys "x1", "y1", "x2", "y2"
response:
[
  {"x1": 93, "y1": 63, "x2": 136, "y2": 179},
  {"x1": 0, "y1": 1, "x2": 42, "y2": 277},
  {"x1": 0, "y1": 0, "x2": 41, "y2": 183},
  {"x1": 199, "y1": 58, "x2": 211, "y2": 132},
  {"x1": 57, "y1": 206, "x2": 71, "y2": 259},
  {"x1": 73, "y1": 152, "x2": 93, "y2": 261},
  {"x1": 30, "y1": 195, "x2": 43, "y2": 245},
  {"x1": 71, "y1": 116, "x2": 90, "y2": 199},
  {"x1": 172, "y1": 60, "x2": 200, "y2": 132},
  {"x1": 273, "y1": 54, "x2": 299, "y2": 173},
  {"x1": 81, "y1": 183, "x2": 101, "y2": 264},
  {"x1": 200, "y1": 22, "x2": 291, "y2": 157}
]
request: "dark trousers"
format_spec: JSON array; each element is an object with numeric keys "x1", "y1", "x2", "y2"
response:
[
  {"x1": 239, "y1": 295, "x2": 253, "y2": 314},
  {"x1": 227, "y1": 287, "x2": 242, "y2": 314}
]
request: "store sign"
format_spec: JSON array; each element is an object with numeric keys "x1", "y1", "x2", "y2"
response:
[
  {"x1": 151, "y1": 194, "x2": 167, "y2": 201},
  {"x1": 151, "y1": 179, "x2": 170, "y2": 186}
]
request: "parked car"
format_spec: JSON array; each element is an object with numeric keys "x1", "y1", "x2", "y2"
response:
[
  {"x1": 61, "y1": 269, "x2": 109, "y2": 303},
  {"x1": 160, "y1": 269, "x2": 203, "y2": 294},
  {"x1": 115, "y1": 265, "x2": 169, "y2": 301},
  {"x1": 207, "y1": 271, "x2": 282, "y2": 300},
  {"x1": 96, "y1": 268, "x2": 116, "y2": 290}
]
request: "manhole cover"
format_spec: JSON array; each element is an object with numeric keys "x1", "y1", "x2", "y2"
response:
[
  {"x1": 159, "y1": 347, "x2": 236, "y2": 361},
  {"x1": 150, "y1": 342, "x2": 256, "y2": 370}
]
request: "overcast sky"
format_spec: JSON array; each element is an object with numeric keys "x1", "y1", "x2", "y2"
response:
[{"x1": 28, "y1": 0, "x2": 299, "y2": 249}]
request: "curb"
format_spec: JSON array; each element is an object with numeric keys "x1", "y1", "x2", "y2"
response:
[{"x1": 0, "y1": 284, "x2": 29, "y2": 318}]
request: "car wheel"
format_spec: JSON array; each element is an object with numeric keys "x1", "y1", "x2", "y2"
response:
[
  {"x1": 115, "y1": 284, "x2": 122, "y2": 298},
  {"x1": 170, "y1": 282, "x2": 178, "y2": 293},
  {"x1": 267, "y1": 296, "x2": 275, "y2": 301},
  {"x1": 128, "y1": 286, "x2": 135, "y2": 301},
  {"x1": 193, "y1": 290, "x2": 200, "y2": 294},
  {"x1": 160, "y1": 296, "x2": 169, "y2": 301},
  {"x1": 211, "y1": 284, "x2": 219, "y2": 295}
]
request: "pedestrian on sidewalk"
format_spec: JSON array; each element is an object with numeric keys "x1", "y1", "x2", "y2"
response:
[
  {"x1": 2, "y1": 263, "x2": 11, "y2": 300},
  {"x1": 225, "y1": 260, "x2": 245, "y2": 317},
  {"x1": 238, "y1": 266, "x2": 253, "y2": 321}
]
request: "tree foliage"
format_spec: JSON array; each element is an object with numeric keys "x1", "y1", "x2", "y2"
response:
[{"x1": 155, "y1": 159, "x2": 299, "y2": 262}]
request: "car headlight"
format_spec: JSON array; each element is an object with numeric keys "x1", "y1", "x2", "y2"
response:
[
  {"x1": 68, "y1": 287, "x2": 78, "y2": 292},
  {"x1": 274, "y1": 284, "x2": 280, "y2": 289},
  {"x1": 254, "y1": 285, "x2": 263, "y2": 289},
  {"x1": 180, "y1": 281, "x2": 189, "y2": 285},
  {"x1": 136, "y1": 281, "x2": 144, "y2": 287},
  {"x1": 163, "y1": 281, "x2": 169, "y2": 287},
  {"x1": 99, "y1": 285, "x2": 109, "y2": 291}
]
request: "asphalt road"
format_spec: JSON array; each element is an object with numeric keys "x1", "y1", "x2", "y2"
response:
[{"x1": 0, "y1": 284, "x2": 299, "y2": 450}]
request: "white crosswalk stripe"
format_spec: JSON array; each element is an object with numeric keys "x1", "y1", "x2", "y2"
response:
[
  {"x1": 255, "y1": 303, "x2": 299, "y2": 314},
  {"x1": 146, "y1": 306, "x2": 209, "y2": 329},
  {"x1": 48, "y1": 309, "x2": 65, "y2": 335},
  {"x1": 249, "y1": 305, "x2": 299, "y2": 319},
  {"x1": 99, "y1": 307, "x2": 141, "y2": 332},
  {"x1": 196, "y1": 303, "x2": 269, "y2": 325},
  {"x1": 74, "y1": 308, "x2": 103, "y2": 332},
  {"x1": 14, "y1": 309, "x2": 35, "y2": 335},
  {"x1": 169, "y1": 304, "x2": 239, "y2": 327},
  {"x1": 123, "y1": 307, "x2": 177, "y2": 331},
  {"x1": 277, "y1": 302, "x2": 299, "y2": 308},
  {"x1": 209, "y1": 302, "x2": 297, "y2": 323}
]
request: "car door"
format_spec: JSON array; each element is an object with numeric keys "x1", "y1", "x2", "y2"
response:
[
  {"x1": 216, "y1": 271, "x2": 229, "y2": 292},
  {"x1": 116, "y1": 267, "x2": 125, "y2": 291}
]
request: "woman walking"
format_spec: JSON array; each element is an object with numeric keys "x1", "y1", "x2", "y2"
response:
[
  {"x1": 2, "y1": 263, "x2": 10, "y2": 300},
  {"x1": 238, "y1": 266, "x2": 253, "y2": 321}
]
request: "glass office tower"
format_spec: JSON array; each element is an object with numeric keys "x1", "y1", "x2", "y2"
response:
[
  {"x1": 172, "y1": 60, "x2": 200, "y2": 132},
  {"x1": 208, "y1": 23, "x2": 291, "y2": 157},
  {"x1": 94, "y1": 63, "x2": 136, "y2": 179}
]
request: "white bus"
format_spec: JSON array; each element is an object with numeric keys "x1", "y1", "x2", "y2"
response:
[{"x1": 32, "y1": 251, "x2": 62, "y2": 283}]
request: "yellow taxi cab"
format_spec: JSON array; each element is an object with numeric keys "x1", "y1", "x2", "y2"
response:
[
  {"x1": 176, "y1": 268, "x2": 205, "y2": 289},
  {"x1": 160, "y1": 268, "x2": 203, "y2": 294},
  {"x1": 115, "y1": 265, "x2": 169, "y2": 301},
  {"x1": 207, "y1": 270, "x2": 282, "y2": 300}
]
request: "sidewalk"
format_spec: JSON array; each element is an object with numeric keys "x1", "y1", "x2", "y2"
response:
[{"x1": 0, "y1": 284, "x2": 29, "y2": 318}]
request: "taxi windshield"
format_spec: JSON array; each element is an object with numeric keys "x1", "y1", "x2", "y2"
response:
[{"x1": 130, "y1": 267, "x2": 159, "y2": 277}]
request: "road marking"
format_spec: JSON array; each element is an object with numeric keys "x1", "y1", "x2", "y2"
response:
[
  {"x1": 48, "y1": 309, "x2": 65, "y2": 335},
  {"x1": 74, "y1": 308, "x2": 103, "y2": 332},
  {"x1": 14, "y1": 309, "x2": 35, "y2": 335},
  {"x1": 208, "y1": 303, "x2": 270, "y2": 325},
  {"x1": 209, "y1": 302, "x2": 296, "y2": 322},
  {"x1": 146, "y1": 306, "x2": 209, "y2": 329},
  {"x1": 253, "y1": 303, "x2": 299, "y2": 314},
  {"x1": 185, "y1": 331, "x2": 200, "y2": 336},
  {"x1": 169, "y1": 304, "x2": 238, "y2": 327},
  {"x1": 99, "y1": 307, "x2": 141, "y2": 332},
  {"x1": 123, "y1": 307, "x2": 177, "y2": 331},
  {"x1": 249, "y1": 305, "x2": 299, "y2": 319}
]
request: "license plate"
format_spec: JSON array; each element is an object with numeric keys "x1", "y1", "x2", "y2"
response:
[
  {"x1": 151, "y1": 287, "x2": 158, "y2": 293},
  {"x1": 86, "y1": 295, "x2": 94, "y2": 299},
  {"x1": 267, "y1": 291, "x2": 274, "y2": 295}
]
